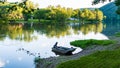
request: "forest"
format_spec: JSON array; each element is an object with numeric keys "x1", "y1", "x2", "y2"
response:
[{"x1": 0, "y1": 0, "x2": 105, "y2": 24}]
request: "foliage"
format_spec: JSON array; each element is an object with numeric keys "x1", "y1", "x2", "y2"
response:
[
  {"x1": 72, "y1": 8, "x2": 104, "y2": 21},
  {"x1": 34, "y1": 9, "x2": 51, "y2": 22},
  {"x1": 0, "y1": 1, "x2": 104, "y2": 22},
  {"x1": 113, "y1": 0, "x2": 120, "y2": 14},
  {"x1": 34, "y1": 5, "x2": 73, "y2": 23},
  {"x1": 81, "y1": 9, "x2": 103, "y2": 21},
  {"x1": 5, "y1": 5, "x2": 23, "y2": 21},
  {"x1": 47, "y1": 5, "x2": 73, "y2": 22},
  {"x1": 115, "y1": 0, "x2": 120, "y2": 6},
  {"x1": 92, "y1": 0, "x2": 112, "y2": 5},
  {"x1": 0, "y1": 0, "x2": 38, "y2": 22},
  {"x1": 34, "y1": 6, "x2": 104, "y2": 23},
  {"x1": 0, "y1": 2, "x2": 11, "y2": 20},
  {"x1": 71, "y1": 9, "x2": 81, "y2": 20},
  {"x1": 70, "y1": 39, "x2": 115, "y2": 48},
  {"x1": 116, "y1": 6, "x2": 120, "y2": 14},
  {"x1": 19, "y1": 0, "x2": 38, "y2": 21},
  {"x1": 94, "y1": 9, "x2": 104, "y2": 21},
  {"x1": 57, "y1": 49, "x2": 120, "y2": 68}
]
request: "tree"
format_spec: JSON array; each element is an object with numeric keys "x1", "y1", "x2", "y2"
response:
[
  {"x1": 115, "y1": 0, "x2": 120, "y2": 14},
  {"x1": 5, "y1": 5, "x2": 23, "y2": 21},
  {"x1": 81, "y1": 9, "x2": 91, "y2": 20},
  {"x1": 47, "y1": 5, "x2": 72, "y2": 22},
  {"x1": 94, "y1": 9, "x2": 104, "y2": 21},
  {"x1": 72, "y1": 8, "x2": 103, "y2": 22},
  {"x1": 72, "y1": 9, "x2": 81, "y2": 20},
  {"x1": 67, "y1": 8, "x2": 73, "y2": 19},
  {"x1": 0, "y1": 2, "x2": 14, "y2": 21},
  {"x1": 0, "y1": 0, "x2": 37, "y2": 22},
  {"x1": 34, "y1": 9, "x2": 51, "y2": 22},
  {"x1": 19, "y1": 0, "x2": 38, "y2": 21},
  {"x1": 115, "y1": 0, "x2": 120, "y2": 6},
  {"x1": 88, "y1": 10, "x2": 96, "y2": 21},
  {"x1": 92, "y1": 0, "x2": 111, "y2": 5},
  {"x1": 116, "y1": 6, "x2": 120, "y2": 14}
]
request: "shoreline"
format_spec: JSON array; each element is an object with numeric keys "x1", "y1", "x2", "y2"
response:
[{"x1": 35, "y1": 36, "x2": 120, "y2": 68}]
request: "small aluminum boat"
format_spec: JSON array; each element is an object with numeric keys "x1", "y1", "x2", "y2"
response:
[{"x1": 52, "y1": 42, "x2": 76, "y2": 55}]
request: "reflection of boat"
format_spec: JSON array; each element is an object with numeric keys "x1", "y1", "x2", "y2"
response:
[{"x1": 52, "y1": 42, "x2": 76, "y2": 55}]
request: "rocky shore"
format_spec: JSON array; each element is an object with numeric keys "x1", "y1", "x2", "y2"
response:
[{"x1": 35, "y1": 36, "x2": 120, "y2": 68}]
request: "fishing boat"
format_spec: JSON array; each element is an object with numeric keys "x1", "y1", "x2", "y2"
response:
[{"x1": 52, "y1": 42, "x2": 76, "y2": 55}]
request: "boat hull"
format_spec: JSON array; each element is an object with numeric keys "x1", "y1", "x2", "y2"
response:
[{"x1": 52, "y1": 46, "x2": 76, "y2": 55}]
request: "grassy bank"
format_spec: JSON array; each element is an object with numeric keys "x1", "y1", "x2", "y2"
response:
[
  {"x1": 70, "y1": 39, "x2": 115, "y2": 49},
  {"x1": 57, "y1": 49, "x2": 120, "y2": 68},
  {"x1": 34, "y1": 37, "x2": 120, "y2": 68}
]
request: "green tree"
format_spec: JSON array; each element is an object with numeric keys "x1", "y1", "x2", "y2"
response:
[
  {"x1": 116, "y1": 6, "x2": 120, "y2": 14},
  {"x1": 47, "y1": 5, "x2": 72, "y2": 22},
  {"x1": 88, "y1": 10, "x2": 96, "y2": 21},
  {"x1": 72, "y1": 9, "x2": 81, "y2": 20},
  {"x1": 0, "y1": 2, "x2": 14, "y2": 22},
  {"x1": 80, "y1": 9, "x2": 91, "y2": 21},
  {"x1": 94, "y1": 9, "x2": 104, "y2": 21},
  {"x1": 5, "y1": 5, "x2": 23, "y2": 21},
  {"x1": 115, "y1": 0, "x2": 120, "y2": 6},
  {"x1": 79, "y1": 9, "x2": 103, "y2": 21},
  {"x1": 115, "y1": 0, "x2": 120, "y2": 14},
  {"x1": 34, "y1": 9, "x2": 50, "y2": 22},
  {"x1": 19, "y1": 0, "x2": 38, "y2": 21},
  {"x1": 92, "y1": 0, "x2": 111, "y2": 5}
]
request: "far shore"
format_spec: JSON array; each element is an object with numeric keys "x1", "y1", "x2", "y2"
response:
[{"x1": 35, "y1": 36, "x2": 120, "y2": 68}]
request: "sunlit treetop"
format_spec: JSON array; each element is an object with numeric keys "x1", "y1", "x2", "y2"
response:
[
  {"x1": 92, "y1": 0, "x2": 112, "y2": 5},
  {"x1": 92, "y1": 0, "x2": 120, "y2": 14}
]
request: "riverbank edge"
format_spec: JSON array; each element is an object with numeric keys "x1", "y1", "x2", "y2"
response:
[{"x1": 35, "y1": 36, "x2": 120, "y2": 68}]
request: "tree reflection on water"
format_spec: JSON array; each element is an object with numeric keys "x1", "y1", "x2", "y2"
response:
[
  {"x1": 0, "y1": 22, "x2": 104, "y2": 42},
  {"x1": 72, "y1": 22, "x2": 104, "y2": 35},
  {"x1": 0, "y1": 23, "x2": 37, "y2": 42}
]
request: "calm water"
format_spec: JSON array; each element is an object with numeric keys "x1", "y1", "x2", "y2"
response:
[{"x1": 0, "y1": 21, "x2": 119, "y2": 68}]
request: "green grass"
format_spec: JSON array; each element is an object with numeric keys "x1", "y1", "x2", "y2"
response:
[
  {"x1": 115, "y1": 32, "x2": 120, "y2": 37},
  {"x1": 70, "y1": 39, "x2": 115, "y2": 49},
  {"x1": 57, "y1": 49, "x2": 120, "y2": 68}
]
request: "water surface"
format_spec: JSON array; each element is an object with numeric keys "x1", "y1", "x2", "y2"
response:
[{"x1": 0, "y1": 21, "x2": 116, "y2": 68}]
